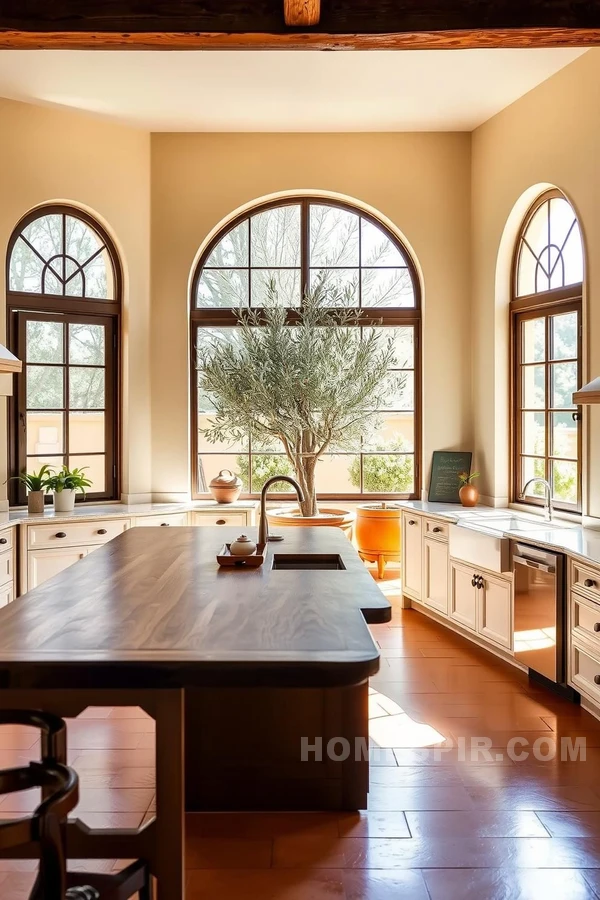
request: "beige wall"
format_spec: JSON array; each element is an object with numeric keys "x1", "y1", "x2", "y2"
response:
[
  {"x1": 151, "y1": 132, "x2": 472, "y2": 498},
  {"x1": 0, "y1": 97, "x2": 152, "y2": 505},
  {"x1": 471, "y1": 49, "x2": 600, "y2": 518}
]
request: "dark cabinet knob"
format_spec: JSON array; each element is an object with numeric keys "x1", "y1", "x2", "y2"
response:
[
  {"x1": 585, "y1": 579, "x2": 597, "y2": 588},
  {"x1": 0, "y1": 538, "x2": 7, "y2": 545},
  {"x1": 97, "y1": 529, "x2": 107, "y2": 535},
  {"x1": 432, "y1": 526, "x2": 442, "y2": 533},
  {"x1": 160, "y1": 523, "x2": 170, "y2": 527},
  {"x1": 594, "y1": 623, "x2": 600, "y2": 633},
  {"x1": 595, "y1": 675, "x2": 600, "y2": 685},
  {"x1": 408, "y1": 519, "x2": 416, "y2": 526},
  {"x1": 471, "y1": 576, "x2": 477, "y2": 587},
  {"x1": 216, "y1": 519, "x2": 226, "y2": 525},
  {"x1": 56, "y1": 532, "x2": 66, "y2": 539},
  {"x1": 477, "y1": 576, "x2": 484, "y2": 590}
]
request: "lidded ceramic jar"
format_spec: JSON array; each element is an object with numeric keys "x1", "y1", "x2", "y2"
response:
[
  {"x1": 229, "y1": 534, "x2": 257, "y2": 557},
  {"x1": 209, "y1": 469, "x2": 243, "y2": 504}
]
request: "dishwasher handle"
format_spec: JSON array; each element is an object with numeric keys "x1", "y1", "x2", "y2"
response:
[{"x1": 513, "y1": 555, "x2": 555, "y2": 575}]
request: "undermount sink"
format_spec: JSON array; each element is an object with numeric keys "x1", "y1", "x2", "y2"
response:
[
  {"x1": 462, "y1": 515, "x2": 574, "y2": 533},
  {"x1": 272, "y1": 553, "x2": 346, "y2": 571}
]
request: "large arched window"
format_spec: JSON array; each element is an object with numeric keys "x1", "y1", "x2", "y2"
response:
[
  {"x1": 6, "y1": 206, "x2": 121, "y2": 505},
  {"x1": 190, "y1": 197, "x2": 421, "y2": 500},
  {"x1": 512, "y1": 191, "x2": 583, "y2": 512}
]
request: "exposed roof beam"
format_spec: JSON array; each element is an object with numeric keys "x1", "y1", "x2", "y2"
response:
[
  {"x1": 0, "y1": 1, "x2": 599, "y2": 50},
  {"x1": 284, "y1": 0, "x2": 321, "y2": 28}
]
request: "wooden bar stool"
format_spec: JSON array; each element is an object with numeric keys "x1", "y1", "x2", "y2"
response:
[{"x1": 0, "y1": 710, "x2": 152, "y2": 900}]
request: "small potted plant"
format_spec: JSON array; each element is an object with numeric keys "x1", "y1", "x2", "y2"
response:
[
  {"x1": 9, "y1": 465, "x2": 53, "y2": 514},
  {"x1": 458, "y1": 471, "x2": 480, "y2": 507},
  {"x1": 47, "y1": 465, "x2": 92, "y2": 513}
]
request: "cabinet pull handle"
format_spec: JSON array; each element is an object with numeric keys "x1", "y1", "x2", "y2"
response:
[
  {"x1": 477, "y1": 576, "x2": 484, "y2": 590},
  {"x1": 160, "y1": 523, "x2": 170, "y2": 527},
  {"x1": 471, "y1": 576, "x2": 477, "y2": 587},
  {"x1": 408, "y1": 519, "x2": 416, "y2": 526},
  {"x1": 216, "y1": 519, "x2": 226, "y2": 525},
  {"x1": 432, "y1": 526, "x2": 442, "y2": 533},
  {"x1": 594, "y1": 623, "x2": 600, "y2": 633},
  {"x1": 0, "y1": 538, "x2": 7, "y2": 545},
  {"x1": 595, "y1": 675, "x2": 600, "y2": 685},
  {"x1": 97, "y1": 529, "x2": 107, "y2": 535},
  {"x1": 585, "y1": 579, "x2": 597, "y2": 588},
  {"x1": 56, "y1": 532, "x2": 66, "y2": 539}
]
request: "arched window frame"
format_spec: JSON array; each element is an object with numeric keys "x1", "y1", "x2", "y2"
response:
[
  {"x1": 6, "y1": 205, "x2": 121, "y2": 506},
  {"x1": 190, "y1": 196, "x2": 422, "y2": 501},
  {"x1": 511, "y1": 189, "x2": 583, "y2": 513}
]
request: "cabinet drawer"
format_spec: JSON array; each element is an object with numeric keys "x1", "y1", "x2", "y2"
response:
[
  {"x1": 0, "y1": 583, "x2": 13, "y2": 609},
  {"x1": 191, "y1": 512, "x2": 247, "y2": 528},
  {"x1": 571, "y1": 639, "x2": 600, "y2": 705},
  {"x1": 0, "y1": 529, "x2": 14, "y2": 555},
  {"x1": 27, "y1": 518, "x2": 130, "y2": 550},
  {"x1": 134, "y1": 513, "x2": 188, "y2": 528},
  {"x1": 571, "y1": 560, "x2": 600, "y2": 603},
  {"x1": 0, "y1": 548, "x2": 14, "y2": 588},
  {"x1": 571, "y1": 592, "x2": 600, "y2": 651},
  {"x1": 424, "y1": 518, "x2": 448, "y2": 541}
]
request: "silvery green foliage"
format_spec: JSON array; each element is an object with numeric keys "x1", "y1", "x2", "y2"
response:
[{"x1": 197, "y1": 280, "x2": 404, "y2": 516}]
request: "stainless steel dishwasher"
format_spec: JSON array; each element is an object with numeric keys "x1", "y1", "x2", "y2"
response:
[{"x1": 513, "y1": 541, "x2": 567, "y2": 687}]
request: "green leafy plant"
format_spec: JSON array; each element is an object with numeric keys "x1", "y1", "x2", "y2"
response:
[
  {"x1": 236, "y1": 455, "x2": 294, "y2": 494},
  {"x1": 47, "y1": 465, "x2": 93, "y2": 496},
  {"x1": 348, "y1": 438, "x2": 413, "y2": 493},
  {"x1": 8, "y1": 465, "x2": 53, "y2": 493},
  {"x1": 458, "y1": 471, "x2": 480, "y2": 486},
  {"x1": 198, "y1": 279, "x2": 402, "y2": 517}
]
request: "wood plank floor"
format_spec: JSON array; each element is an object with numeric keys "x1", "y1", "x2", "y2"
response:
[{"x1": 3, "y1": 566, "x2": 600, "y2": 898}]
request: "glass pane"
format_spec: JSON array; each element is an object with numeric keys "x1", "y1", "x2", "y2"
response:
[
  {"x1": 363, "y1": 412, "x2": 414, "y2": 452},
  {"x1": 522, "y1": 365, "x2": 545, "y2": 409},
  {"x1": 551, "y1": 312, "x2": 577, "y2": 360},
  {"x1": 82, "y1": 249, "x2": 113, "y2": 299},
  {"x1": 65, "y1": 272, "x2": 84, "y2": 297},
  {"x1": 552, "y1": 411, "x2": 578, "y2": 459},
  {"x1": 27, "y1": 456, "x2": 64, "y2": 479},
  {"x1": 44, "y1": 269, "x2": 62, "y2": 295},
  {"x1": 197, "y1": 454, "x2": 247, "y2": 493},
  {"x1": 197, "y1": 414, "x2": 248, "y2": 453},
  {"x1": 309, "y1": 205, "x2": 359, "y2": 267},
  {"x1": 27, "y1": 412, "x2": 64, "y2": 455},
  {"x1": 364, "y1": 326, "x2": 414, "y2": 369},
  {"x1": 522, "y1": 317, "x2": 545, "y2": 363},
  {"x1": 250, "y1": 206, "x2": 300, "y2": 267},
  {"x1": 521, "y1": 457, "x2": 546, "y2": 496},
  {"x1": 517, "y1": 243, "x2": 537, "y2": 297},
  {"x1": 197, "y1": 269, "x2": 249, "y2": 308},
  {"x1": 196, "y1": 327, "x2": 246, "y2": 388},
  {"x1": 69, "y1": 368, "x2": 105, "y2": 409},
  {"x1": 310, "y1": 268, "x2": 359, "y2": 305},
  {"x1": 26, "y1": 320, "x2": 63, "y2": 364},
  {"x1": 361, "y1": 268, "x2": 415, "y2": 308},
  {"x1": 361, "y1": 219, "x2": 406, "y2": 267},
  {"x1": 551, "y1": 362, "x2": 577, "y2": 409},
  {"x1": 205, "y1": 221, "x2": 249, "y2": 268},
  {"x1": 316, "y1": 454, "x2": 360, "y2": 494},
  {"x1": 27, "y1": 366, "x2": 63, "y2": 409},
  {"x1": 249, "y1": 454, "x2": 294, "y2": 493},
  {"x1": 68, "y1": 455, "x2": 105, "y2": 493},
  {"x1": 522, "y1": 411, "x2": 545, "y2": 456},
  {"x1": 9, "y1": 237, "x2": 44, "y2": 293},
  {"x1": 552, "y1": 459, "x2": 577, "y2": 504},
  {"x1": 550, "y1": 197, "x2": 577, "y2": 249},
  {"x1": 381, "y1": 371, "x2": 414, "y2": 410},
  {"x1": 562, "y1": 221, "x2": 584, "y2": 286},
  {"x1": 65, "y1": 216, "x2": 102, "y2": 265},
  {"x1": 362, "y1": 454, "x2": 414, "y2": 493},
  {"x1": 22, "y1": 214, "x2": 63, "y2": 261},
  {"x1": 251, "y1": 269, "x2": 301, "y2": 307},
  {"x1": 69, "y1": 324, "x2": 105, "y2": 365},
  {"x1": 69, "y1": 412, "x2": 105, "y2": 454}
]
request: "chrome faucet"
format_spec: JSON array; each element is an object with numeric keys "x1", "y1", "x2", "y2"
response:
[
  {"x1": 258, "y1": 476, "x2": 305, "y2": 545},
  {"x1": 520, "y1": 478, "x2": 554, "y2": 522}
]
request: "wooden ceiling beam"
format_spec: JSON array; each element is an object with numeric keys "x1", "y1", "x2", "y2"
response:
[{"x1": 1, "y1": 1, "x2": 599, "y2": 50}]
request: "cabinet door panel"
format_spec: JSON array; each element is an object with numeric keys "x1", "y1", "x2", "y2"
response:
[
  {"x1": 449, "y1": 560, "x2": 477, "y2": 631},
  {"x1": 478, "y1": 573, "x2": 512, "y2": 650},
  {"x1": 402, "y1": 512, "x2": 422, "y2": 601},
  {"x1": 28, "y1": 547, "x2": 89, "y2": 590},
  {"x1": 423, "y1": 537, "x2": 449, "y2": 615}
]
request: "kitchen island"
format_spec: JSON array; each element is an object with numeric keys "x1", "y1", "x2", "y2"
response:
[{"x1": 0, "y1": 525, "x2": 389, "y2": 899}]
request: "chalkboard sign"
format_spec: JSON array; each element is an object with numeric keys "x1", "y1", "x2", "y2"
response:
[{"x1": 428, "y1": 451, "x2": 473, "y2": 503}]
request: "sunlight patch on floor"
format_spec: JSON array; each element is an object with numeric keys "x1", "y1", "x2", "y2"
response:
[{"x1": 368, "y1": 688, "x2": 447, "y2": 749}]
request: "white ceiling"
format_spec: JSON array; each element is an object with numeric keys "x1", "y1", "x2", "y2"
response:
[{"x1": 0, "y1": 48, "x2": 587, "y2": 132}]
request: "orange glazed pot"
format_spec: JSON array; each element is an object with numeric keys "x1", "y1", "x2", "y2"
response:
[{"x1": 355, "y1": 503, "x2": 402, "y2": 579}]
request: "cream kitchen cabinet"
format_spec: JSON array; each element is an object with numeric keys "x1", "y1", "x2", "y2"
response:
[
  {"x1": 423, "y1": 536, "x2": 449, "y2": 615},
  {"x1": 477, "y1": 570, "x2": 512, "y2": 650},
  {"x1": 449, "y1": 559, "x2": 478, "y2": 631},
  {"x1": 401, "y1": 511, "x2": 423, "y2": 602},
  {"x1": 0, "y1": 526, "x2": 17, "y2": 606},
  {"x1": 133, "y1": 513, "x2": 188, "y2": 528},
  {"x1": 27, "y1": 546, "x2": 90, "y2": 590}
]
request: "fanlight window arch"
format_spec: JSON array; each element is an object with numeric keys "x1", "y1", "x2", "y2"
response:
[
  {"x1": 9, "y1": 210, "x2": 115, "y2": 300},
  {"x1": 516, "y1": 193, "x2": 583, "y2": 297},
  {"x1": 190, "y1": 197, "x2": 421, "y2": 501}
]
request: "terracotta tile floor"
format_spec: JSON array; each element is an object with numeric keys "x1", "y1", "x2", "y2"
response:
[{"x1": 3, "y1": 566, "x2": 600, "y2": 897}]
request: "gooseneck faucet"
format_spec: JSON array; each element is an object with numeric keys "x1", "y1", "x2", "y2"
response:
[
  {"x1": 519, "y1": 478, "x2": 554, "y2": 522},
  {"x1": 258, "y1": 476, "x2": 305, "y2": 545}
]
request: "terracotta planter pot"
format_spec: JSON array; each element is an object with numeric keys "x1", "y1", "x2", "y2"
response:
[
  {"x1": 459, "y1": 483, "x2": 479, "y2": 507},
  {"x1": 209, "y1": 469, "x2": 243, "y2": 504},
  {"x1": 355, "y1": 503, "x2": 402, "y2": 579},
  {"x1": 266, "y1": 506, "x2": 354, "y2": 537},
  {"x1": 27, "y1": 490, "x2": 45, "y2": 515}
]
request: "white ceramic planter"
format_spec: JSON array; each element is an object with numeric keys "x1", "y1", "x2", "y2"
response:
[{"x1": 53, "y1": 489, "x2": 76, "y2": 513}]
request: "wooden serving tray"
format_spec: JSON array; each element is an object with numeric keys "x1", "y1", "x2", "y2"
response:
[{"x1": 217, "y1": 543, "x2": 266, "y2": 568}]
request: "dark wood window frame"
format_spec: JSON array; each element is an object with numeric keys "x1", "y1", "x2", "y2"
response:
[
  {"x1": 6, "y1": 205, "x2": 121, "y2": 507},
  {"x1": 190, "y1": 196, "x2": 422, "y2": 502},
  {"x1": 511, "y1": 190, "x2": 583, "y2": 514}
]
